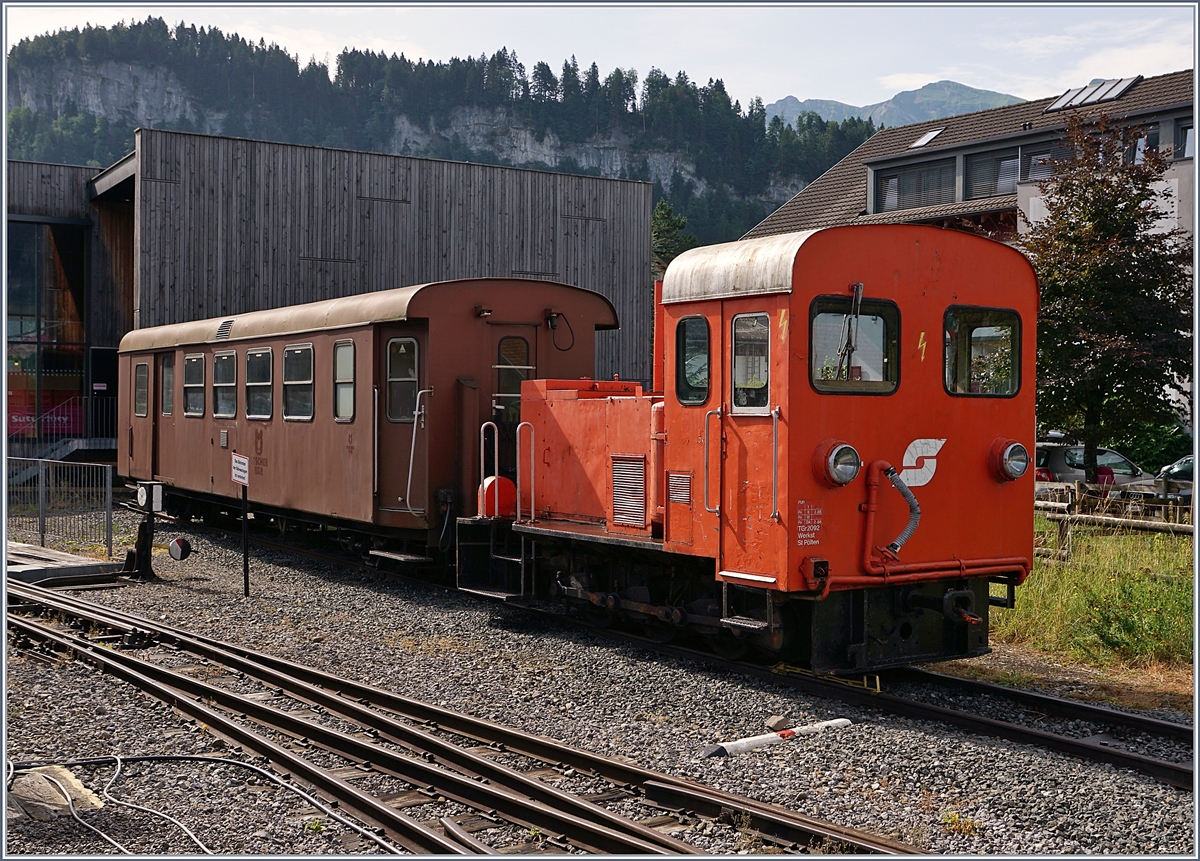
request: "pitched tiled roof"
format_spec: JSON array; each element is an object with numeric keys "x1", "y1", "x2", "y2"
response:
[{"x1": 745, "y1": 69, "x2": 1194, "y2": 239}]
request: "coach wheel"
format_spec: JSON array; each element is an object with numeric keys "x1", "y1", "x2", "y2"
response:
[
  {"x1": 581, "y1": 605, "x2": 613, "y2": 629},
  {"x1": 641, "y1": 620, "x2": 676, "y2": 644}
]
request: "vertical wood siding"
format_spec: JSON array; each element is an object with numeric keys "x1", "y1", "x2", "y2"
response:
[{"x1": 134, "y1": 130, "x2": 651, "y2": 382}]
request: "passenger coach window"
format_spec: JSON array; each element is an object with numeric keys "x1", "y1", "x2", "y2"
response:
[
  {"x1": 183, "y1": 354, "x2": 205, "y2": 416},
  {"x1": 732, "y1": 313, "x2": 770, "y2": 411},
  {"x1": 246, "y1": 349, "x2": 273, "y2": 419},
  {"x1": 133, "y1": 363, "x2": 149, "y2": 417},
  {"x1": 334, "y1": 341, "x2": 354, "y2": 421},
  {"x1": 161, "y1": 355, "x2": 173, "y2": 416},
  {"x1": 283, "y1": 345, "x2": 314, "y2": 420},
  {"x1": 387, "y1": 337, "x2": 418, "y2": 422},
  {"x1": 944, "y1": 307, "x2": 1020, "y2": 397},
  {"x1": 675, "y1": 317, "x2": 709, "y2": 405},
  {"x1": 810, "y1": 296, "x2": 899, "y2": 394},
  {"x1": 213, "y1": 352, "x2": 236, "y2": 418}
]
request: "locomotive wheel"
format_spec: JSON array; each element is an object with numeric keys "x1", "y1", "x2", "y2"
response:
[
  {"x1": 708, "y1": 633, "x2": 747, "y2": 661},
  {"x1": 580, "y1": 605, "x2": 613, "y2": 628}
]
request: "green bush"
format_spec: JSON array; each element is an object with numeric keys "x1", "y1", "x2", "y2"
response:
[{"x1": 1104, "y1": 421, "x2": 1193, "y2": 474}]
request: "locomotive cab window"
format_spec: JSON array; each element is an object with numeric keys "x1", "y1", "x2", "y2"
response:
[
  {"x1": 283, "y1": 344, "x2": 314, "y2": 420},
  {"x1": 732, "y1": 313, "x2": 770, "y2": 412},
  {"x1": 387, "y1": 337, "x2": 419, "y2": 422},
  {"x1": 334, "y1": 341, "x2": 355, "y2": 421},
  {"x1": 246, "y1": 348, "x2": 272, "y2": 419},
  {"x1": 675, "y1": 316, "x2": 710, "y2": 405},
  {"x1": 944, "y1": 307, "x2": 1020, "y2": 397},
  {"x1": 160, "y1": 354, "x2": 174, "y2": 416},
  {"x1": 810, "y1": 296, "x2": 899, "y2": 394},
  {"x1": 183, "y1": 354, "x2": 205, "y2": 416},
  {"x1": 133, "y1": 363, "x2": 149, "y2": 417},
  {"x1": 213, "y1": 351, "x2": 237, "y2": 418}
]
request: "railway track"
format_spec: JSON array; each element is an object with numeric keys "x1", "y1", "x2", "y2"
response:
[
  {"x1": 131, "y1": 514, "x2": 1195, "y2": 792},
  {"x1": 7, "y1": 581, "x2": 921, "y2": 855}
]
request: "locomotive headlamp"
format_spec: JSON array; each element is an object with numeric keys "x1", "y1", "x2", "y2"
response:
[
  {"x1": 827, "y1": 444, "x2": 862, "y2": 485},
  {"x1": 813, "y1": 439, "x2": 862, "y2": 487},
  {"x1": 989, "y1": 438, "x2": 1029, "y2": 482}
]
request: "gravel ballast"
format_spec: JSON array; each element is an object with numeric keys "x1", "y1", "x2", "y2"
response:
[{"x1": 6, "y1": 520, "x2": 1195, "y2": 854}]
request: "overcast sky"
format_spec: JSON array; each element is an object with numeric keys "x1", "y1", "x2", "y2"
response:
[{"x1": 3, "y1": 3, "x2": 1196, "y2": 108}]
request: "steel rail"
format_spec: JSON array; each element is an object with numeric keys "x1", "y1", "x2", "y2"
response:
[
  {"x1": 8, "y1": 582, "x2": 918, "y2": 855},
  {"x1": 886, "y1": 667, "x2": 1194, "y2": 742},
  {"x1": 6, "y1": 591, "x2": 688, "y2": 855},
  {"x1": 575, "y1": 625, "x2": 1194, "y2": 791},
  {"x1": 7, "y1": 583, "x2": 697, "y2": 854},
  {"x1": 5, "y1": 614, "x2": 467, "y2": 855}
]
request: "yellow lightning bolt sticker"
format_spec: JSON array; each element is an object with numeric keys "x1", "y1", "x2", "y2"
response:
[
  {"x1": 779, "y1": 309, "x2": 788, "y2": 340},
  {"x1": 917, "y1": 331, "x2": 927, "y2": 361}
]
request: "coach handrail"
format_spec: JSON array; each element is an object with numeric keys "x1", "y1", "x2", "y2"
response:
[
  {"x1": 479, "y1": 422, "x2": 500, "y2": 518},
  {"x1": 404, "y1": 388, "x2": 433, "y2": 517},
  {"x1": 515, "y1": 421, "x2": 536, "y2": 523},
  {"x1": 373, "y1": 387, "x2": 379, "y2": 496},
  {"x1": 770, "y1": 406, "x2": 781, "y2": 522},
  {"x1": 703, "y1": 407, "x2": 722, "y2": 515}
]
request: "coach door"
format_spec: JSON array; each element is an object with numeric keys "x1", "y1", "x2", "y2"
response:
[
  {"x1": 152, "y1": 352, "x2": 175, "y2": 481},
  {"x1": 718, "y1": 308, "x2": 787, "y2": 585},
  {"x1": 127, "y1": 358, "x2": 154, "y2": 480},
  {"x1": 489, "y1": 326, "x2": 538, "y2": 482},
  {"x1": 377, "y1": 328, "x2": 430, "y2": 523}
]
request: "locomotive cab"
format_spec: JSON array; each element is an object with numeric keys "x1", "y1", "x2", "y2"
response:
[{"x1": 495, "y1": 225, "x2": 1036, "y2": 674}]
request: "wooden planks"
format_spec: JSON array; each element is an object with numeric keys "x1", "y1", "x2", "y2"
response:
[{"x1": 131, "y1": 130, "x2": 652, "y2": 382}]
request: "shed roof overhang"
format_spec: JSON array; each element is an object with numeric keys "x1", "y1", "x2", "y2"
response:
[{"x1": 89, "y1": 151, "x2": 136, "y2": 202}]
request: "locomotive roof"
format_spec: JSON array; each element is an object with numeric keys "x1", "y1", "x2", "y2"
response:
[
  {"x1": 119, "y1": 278, "x2": 618, "y2": 351},
  {"x1": 661, "y1": 229, "x2": 821, "y2": 304}
]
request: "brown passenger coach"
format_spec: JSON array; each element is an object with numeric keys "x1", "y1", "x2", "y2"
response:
[{"x1": 118, "y1": 278, "x2": 617, "y2": 557}]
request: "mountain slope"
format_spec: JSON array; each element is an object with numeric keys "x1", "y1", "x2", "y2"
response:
[{"x1": 766, "y1": 80, "x2": 1025, "y2": 128}]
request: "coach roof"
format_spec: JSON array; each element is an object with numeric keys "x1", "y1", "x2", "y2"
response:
[
  {"x1": 119, "y1": 278, "x2": 618, "y2": 352},
  {"x1": 661, "y1": 229, "x2": 822, "y2": 304}
]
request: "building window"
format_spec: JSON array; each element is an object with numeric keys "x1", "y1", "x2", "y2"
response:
[
  {"x1": 944, "y1": 307, "x2": 1020, "y2": 397},
  {"x1": 731, "y1": 313, "x2": 770, "y2": 412},
  {"x1": 183, "y1": 354, "x2": 205, "y2": 416},
  {"x1": 874, "y1": 158, "x2": 955, "y2": 212},
  {"x1": 1175, "y1": 119, "x2": 1193, "y2": 159},
  {"x1": 387, "y1": 338, "x2": 419, "y2": 422},
  {"x1": 1132, "y1": 125, "x2": 1160, "y2": 164},
  {"x1": 675, "y1": 316, "x2": 710, "y2": 405},
  {"x1": 333, "y1": 341, "x2": 354, "y2": 421},
  {"x1": 161, "y1": 354, "x2": 173, "y2": 416},
  {"x1": 966, "y1": 149, "x2": 1019, "y2": 198},
  {"x1": 811, "y1": 296, "x2": 899, "y2": 394},
  {"x1": 283, "y1": 344, "x2": 314, "y2": 420},
  {"x1": 1021, "y1": 144, "x2": 1073, "y2": 181},
  {"x1": 246, "y1": 348, "x2": 272, "y2": 419},
  {"x1": 133, "y1": 363, "x2": 149, "y2": 417},
  {"x1": 5, "y1": 221, "x2": 88, "y2": 439},
  {"x1": 213, "y1": 351, "x2": 237, "y2": 418}
]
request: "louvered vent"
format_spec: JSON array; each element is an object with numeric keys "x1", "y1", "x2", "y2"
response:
[
  {"x1": 611, "y1": 456, "x2": 647, "y2": 527},
  {"x1": 668, "y1": 472, "x2": 691, "y2": 504},
  {"x1": 215, "y1": 319, "x2": 235, "y2": 339}
]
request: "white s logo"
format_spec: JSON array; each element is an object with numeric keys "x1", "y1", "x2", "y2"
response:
[{"x1": 899, "y1": 438, "x2": 946, "y2": 487}]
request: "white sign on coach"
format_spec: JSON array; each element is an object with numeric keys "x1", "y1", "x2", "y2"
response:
[{"x1": 232, "y1": 453, "x2": 250, "y2": 486}]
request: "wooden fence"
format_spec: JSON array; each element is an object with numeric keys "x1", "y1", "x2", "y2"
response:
[{"x1": 1034, "y1": 480, "x2": 1193, "y2": 561}]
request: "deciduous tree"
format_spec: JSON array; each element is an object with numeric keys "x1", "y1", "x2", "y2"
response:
[{"x1": 1017, "y1": 113, "x2": 1192, "y2": 481}]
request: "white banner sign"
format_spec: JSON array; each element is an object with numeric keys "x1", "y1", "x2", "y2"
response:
[{"x1": 232, "y1": 453, "x2": 250, "y2": 487}]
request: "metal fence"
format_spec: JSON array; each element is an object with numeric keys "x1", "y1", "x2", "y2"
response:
[
  {"x1": 6, "y1": 458, "x2": 114, "y2": 557},
  {"x1": 6, "y1": 396, "x2": 118, "y2": 458}
]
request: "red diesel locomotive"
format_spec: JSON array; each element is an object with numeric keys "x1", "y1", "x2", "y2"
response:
[{"x1": 457, "y1": 225, "x2": 1037, "y2": 673}]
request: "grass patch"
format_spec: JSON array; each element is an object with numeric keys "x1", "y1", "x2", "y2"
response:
[{"x1": 992, "y1": 520, "x2": 1193, "y2": 668}]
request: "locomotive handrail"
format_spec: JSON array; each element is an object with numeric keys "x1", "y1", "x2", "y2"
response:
[
  {"x1": 770, "y1": 406, "x2": 781, "y2": 522},
  {"x1": 479, "y1": 421, "x2": 500, "y2": 518},
  {"x1": 515, "y1": 421, "x2": 536, "y2": 523},
  {"x1": 703, "y1": 407, "x2": 722, "y2": 515},
  {"x1": 404, "y1": 388, "x2": 434, "y2": 517}
]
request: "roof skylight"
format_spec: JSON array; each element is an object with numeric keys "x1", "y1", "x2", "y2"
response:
[
  {"x1": 1044, "y1": 76, "x2": 1142, "y2": 113},
  {"x1": 909, "y1": 127, "x2": 946, "y2": 149}
]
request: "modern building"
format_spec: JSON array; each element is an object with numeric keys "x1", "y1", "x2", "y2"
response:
[
  {"x1": 6, "y1": 131, "x2": 652, "y2": 457},
  {"x1": 745, "y1": 68, "x2": 1194, "y2": 241}
]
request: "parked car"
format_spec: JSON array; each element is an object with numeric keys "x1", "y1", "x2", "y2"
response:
[
  {"x1": 1121, "y1": 455, "x2": 1193, "y2": 502},
  {"x1": 1034, "y1": 444, "x2": 1148, "y2": 486}
]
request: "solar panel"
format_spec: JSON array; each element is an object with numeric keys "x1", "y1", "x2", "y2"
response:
[
  {"x1": 1044, "y1": 76, "x2": 1143, "y2": 113},
  {"x1": 1046, "y1": 87, "x2": 1085, "y2": 113}
]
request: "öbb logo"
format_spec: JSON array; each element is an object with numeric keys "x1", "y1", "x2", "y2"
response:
[{"x1": 898, "y1": 438, "x2": 946, "y2": 487}]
